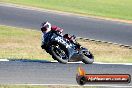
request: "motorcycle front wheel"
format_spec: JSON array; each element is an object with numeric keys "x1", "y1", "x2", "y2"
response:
[{"x1": 50, "y1": 43, "x2": 69, "y2": 64}]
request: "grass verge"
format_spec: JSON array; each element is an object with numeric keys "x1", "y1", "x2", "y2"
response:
[
  {"x1": 0, "y1": 0, "x2": 132, "y2": 20},
  {"x1": 0, "y1": 25, "x2": 132, "y2": 63},
  {"x1": 0, "y1": 85, "x2": 97, "y2": 88},
  {"x1": 0, "y1": 25, "x2": 52, "y2": 61}
]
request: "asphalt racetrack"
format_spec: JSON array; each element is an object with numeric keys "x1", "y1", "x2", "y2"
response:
[
  {"x1": 0, "y1": 4, "x2": 132, "y2": 46},
  {"x1": 0, "y1": 4, "x2": 132, "y2": 87},
  {"x1": 0, "y1": 60, "x2": 132, "y2": 87}
]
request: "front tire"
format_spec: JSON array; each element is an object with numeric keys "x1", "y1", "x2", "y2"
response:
[{"x1": 50, "y1": 43, "x2": 69, "y2": 64}]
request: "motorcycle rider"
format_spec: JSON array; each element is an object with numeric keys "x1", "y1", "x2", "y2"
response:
[{"x1": 41, "y1": 21, "x2": 80, "y2": 50}]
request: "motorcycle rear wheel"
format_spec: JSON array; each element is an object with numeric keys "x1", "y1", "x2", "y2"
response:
[{"x1": 82, "y1": 51, "x2": 94, "y2": 64}]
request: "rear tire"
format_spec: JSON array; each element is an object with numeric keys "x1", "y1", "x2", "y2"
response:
[{"x1": 50, "y1": 43, "x2": 69, "y2": 64}]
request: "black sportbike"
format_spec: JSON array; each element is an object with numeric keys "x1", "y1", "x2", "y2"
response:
[{"x1": 41, "y1": 31, "x2": 94, "y2": 64}]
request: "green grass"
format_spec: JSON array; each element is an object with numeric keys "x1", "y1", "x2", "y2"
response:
[
  {"x1": 0, "y1": 0, "x2": 132, "y2": 20},
  {"x1": 0, "y1": 85, "x2": 45, "y2": 88},
  {"x1": 0, "y1": 25, "x2": 132, "y2": 63},
  {"x1": 0, "y1": 85, "x2": 97, "y2": 88},
  {"x1": 77, "y1": 39, "x2": 132, "y2": 63},
  {"x1": 0, "y1": 25, "x2": 52, "y2": 60}
]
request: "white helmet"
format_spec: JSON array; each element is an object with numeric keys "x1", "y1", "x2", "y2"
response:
[{"x1": 41, "y1": 21, "x2": 51, "y2": 33}]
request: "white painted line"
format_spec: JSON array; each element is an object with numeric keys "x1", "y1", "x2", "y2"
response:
[
  {"x1": 51, "y1": 61, "x2": 132, "y2": 65},
  {"x1": 51, "y1": 61, "x2": 83, "y2": 63},
  {"x1": 67, "y1": 61, "x2": 83, "y2": 64},
  {"x1": 0, "y1": 59, "x2": 132, "y2": 65},
  {"x1": 0, "y1": 59, "x2": 9, "y2": 61},
  {"x1": 94, "y1": 62, "x2": 132, "y2": 65},
  {"x1": 14, "y1": 84, "x2": 132, "y2": 87}
]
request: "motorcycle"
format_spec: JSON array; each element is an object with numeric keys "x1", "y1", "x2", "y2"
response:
[{"x1": 41, "y1": 30, "x2": 94, "y2": 64}]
